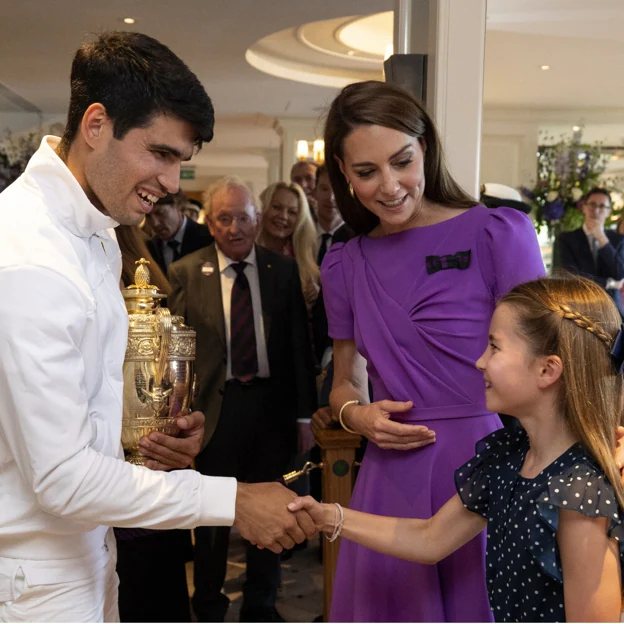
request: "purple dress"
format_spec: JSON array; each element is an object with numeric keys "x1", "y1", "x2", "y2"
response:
[{"x1": 322, "y1": 206, "x2": 545, "y2": 622}]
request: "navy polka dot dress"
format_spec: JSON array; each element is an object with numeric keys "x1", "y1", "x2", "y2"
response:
[{"x1": 455, "y1": 427, "x2": 624, "y2": 622}]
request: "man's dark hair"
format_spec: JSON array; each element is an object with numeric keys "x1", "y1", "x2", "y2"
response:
[
  {"x1": 156, "y1": 189, "x2": 185, "y2": 207},
  {"x1": 315, "y1": 164, "x2": 327, "y2": 185},
  {"x1": 583, "y1": 187, "x2": 612, "y2": 204},
  {"x1": 58, "y1": 31, "x2": 214, "y2": 156}
]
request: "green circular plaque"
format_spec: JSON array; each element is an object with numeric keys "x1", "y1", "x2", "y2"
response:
[{"x1": 332, "y1": 459, "x2": 350, "y2": 477}]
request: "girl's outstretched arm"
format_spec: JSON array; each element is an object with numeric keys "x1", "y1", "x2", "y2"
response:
[
  {"x1": 558, "y1": 509, "x2": 622, "y2": 622},
  {"x1": 288, "y1": 494, "x2": 486, "y2": 564}
]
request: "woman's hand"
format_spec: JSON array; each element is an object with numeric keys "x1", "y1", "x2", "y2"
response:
[
  {"x1": 343, "y1": 400, "x2": 435, "y2": 451},
  {"x1": 310, "y1": 405, "x2": 337, "y2": 436},
  {"x1": 288, "y1": 496, "x2": 335, "y2": 533},
  {"x1": 303, "y1": 280, "x2": 320, "y2": 309}
]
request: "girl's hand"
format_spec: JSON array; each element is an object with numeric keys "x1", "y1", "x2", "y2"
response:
[
  {"x1": 288, "y1": 496, "x2": 334, "y2": 533},
  {"x1": 342, "y1": 400, "x2": 435, "y2": 450}
]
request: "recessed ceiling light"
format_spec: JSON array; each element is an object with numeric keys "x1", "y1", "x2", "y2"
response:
[
  {"x1": 123, "y1": 17, "x2": 135, "y2": 24},
  {"x1": 572, "y1": 125, "x2": 581, "y2": 132},
  {"x1": 540, "y1": 64, "x2": 550, "y2": 71},
  {"x1": 347, "y1": 50, "x2": 355, "y2": 56}
]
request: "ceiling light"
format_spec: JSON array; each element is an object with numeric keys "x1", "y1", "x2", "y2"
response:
[
  {"x1": 572, "y1": 125, "x2": 581, "y2": 132},
  {"x1": 123, "y1": 17, "x2": 135, "y2": 24},
  {"x1": 347, "y1": 50, "x2": 355, "y2": 56},
  {"x1": 540, "y1": 64, "x2": 550, "y2": 71}
]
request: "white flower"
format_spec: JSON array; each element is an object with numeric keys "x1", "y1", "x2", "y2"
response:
[
  {"x1": 571, "y1": 187, "x2": 583, "y2": 201},
  {"x1": 546, "y1": 191, "x2": 559, "y2": 202}
]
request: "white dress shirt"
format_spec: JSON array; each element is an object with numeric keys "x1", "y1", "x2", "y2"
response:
[
  {"x1": 216, "y1": 245, "x2": 270, "y2": 380},
  {"x1": 316, "y1": 220, "x2": 344, "y2": 252},
  {"x1": 0, "y1": 137, "x2": 236, "y2": 583}
]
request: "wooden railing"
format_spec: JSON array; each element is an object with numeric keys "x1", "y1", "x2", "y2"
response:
[{"x1": 314, "y1": 428, "x2": 362, "y2": 622}]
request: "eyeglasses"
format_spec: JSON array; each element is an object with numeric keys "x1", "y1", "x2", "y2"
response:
[{"x1": 586, "y1": 201, "x2": 611, "y2": 211}]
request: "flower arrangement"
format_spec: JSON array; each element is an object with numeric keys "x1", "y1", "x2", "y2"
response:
[
  {"x1": 521, "y1": 130, "x2": 613, "y2": 234},
  {"x1": 0, "y1": 130, "x2": 42, "y2": 192}
]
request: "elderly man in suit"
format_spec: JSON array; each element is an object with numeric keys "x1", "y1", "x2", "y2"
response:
[
  {"x1": 169, "y1": 176, "x2": 317, "y2": 623},
  {"x1": 555, "y1": 187, "x2": 624, "y2": 316},
  {"x1": 146, "y1": 189, "x2": 213, "y2": 274}
]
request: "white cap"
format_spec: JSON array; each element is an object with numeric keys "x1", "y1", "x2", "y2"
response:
[{"x1": 482, "y1": 183, "x2": 522, "y2": 202}]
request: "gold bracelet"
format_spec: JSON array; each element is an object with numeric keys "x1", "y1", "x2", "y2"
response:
[{"x1": 338, "y1": 400, "x2": 361, "y2": 434}]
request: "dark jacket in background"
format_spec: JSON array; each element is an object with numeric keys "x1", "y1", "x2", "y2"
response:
[
  {"x1": 554, "y1": 227, "x2": 624, "y2": 316},
  {"x1": 147, "y1": 218, "x2": 213, "y2": 276}
]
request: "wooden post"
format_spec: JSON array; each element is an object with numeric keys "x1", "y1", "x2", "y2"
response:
[{"x1": 314, "y1": 428, "x2": 362, "y2": 622}]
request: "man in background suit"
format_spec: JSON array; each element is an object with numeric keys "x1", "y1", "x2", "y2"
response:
[
  {"x1": 169, "y1": 176, "x2": 317, "y2": 623},
  {"x1": 311, "y1": 165, "x2": 351, "y2": 367},
  {"x1": 555, "y1": 187, "x2": 624, "y2": 316},
  {"x1": 146, "y1": 189, "x2": 213, "y2": 274}
]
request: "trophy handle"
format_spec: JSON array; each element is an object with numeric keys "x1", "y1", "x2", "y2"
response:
[{"x1": 154, "y1": 307, "x2": 172, "y2": 387}]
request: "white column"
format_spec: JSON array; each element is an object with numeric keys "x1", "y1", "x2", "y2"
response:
[{"x1": 426, "y1": 0, "x2": 487, "y2": 197}]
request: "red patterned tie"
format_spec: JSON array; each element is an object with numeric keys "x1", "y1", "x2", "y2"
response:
[{"x1": 230, "y1": 262, "x2": 259, "y2": 381}]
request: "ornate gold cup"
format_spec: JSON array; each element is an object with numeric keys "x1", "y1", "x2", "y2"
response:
[{"x1": 121, "y1": 259, "x2": 196, "y2": 465}]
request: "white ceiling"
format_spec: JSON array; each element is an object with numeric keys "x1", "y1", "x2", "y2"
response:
[{"x1": 0, "y1": 0, "x2": 623, "y2": 122}]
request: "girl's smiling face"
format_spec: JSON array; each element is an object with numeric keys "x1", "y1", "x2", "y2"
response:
[{"x1": 476, "y1": 303, "x2": 545, "y2": 417}]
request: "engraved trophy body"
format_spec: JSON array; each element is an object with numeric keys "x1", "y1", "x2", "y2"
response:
[{"x1": 121, "y1": 259, "x2": 196, "y2": 465}]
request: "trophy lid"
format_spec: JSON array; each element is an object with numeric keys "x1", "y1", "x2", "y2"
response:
[{"x1": 122, "y1": 258, "x2": 165, "y2": 314}]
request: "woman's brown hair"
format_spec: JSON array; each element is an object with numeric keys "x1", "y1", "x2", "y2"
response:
[
  {"x1": 500, "y1": 274, "x2": 624, "y2": 509},
  {"x1": 324, "y1": 80, "x2": 477, "y2": 235},
  {"x1": 115, "y1": 225, "x2": 171, "y2": 295}
]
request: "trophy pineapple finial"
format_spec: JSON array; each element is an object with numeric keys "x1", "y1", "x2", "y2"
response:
[{"x1": 134, "y1": 258, "x2": 151, "y2": 289}]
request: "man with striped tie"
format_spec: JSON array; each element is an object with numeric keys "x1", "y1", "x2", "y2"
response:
[{"x1": 168, "y1": 176, "x2": 317, "y2": 623}]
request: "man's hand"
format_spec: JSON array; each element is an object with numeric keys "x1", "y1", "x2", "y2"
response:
[
  {"x1": 234, "y1": 482, "x2": 318, "y2": 553},
  {"x1": 138, "y1": 410, "x2": 205, "y2": 471},
  {"x1": 297, "y1": 420, "x2": 316, "y2": 454}
]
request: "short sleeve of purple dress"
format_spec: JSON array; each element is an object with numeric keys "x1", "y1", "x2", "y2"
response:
[{"x1": 321, "y1": 206, "x2": 545, "y2": 623}]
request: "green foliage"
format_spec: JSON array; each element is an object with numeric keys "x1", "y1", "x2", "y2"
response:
[{"x1": 522, "y1": 130, "x2": 612, "y2": 234}]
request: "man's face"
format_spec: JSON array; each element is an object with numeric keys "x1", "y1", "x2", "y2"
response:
[
  {"x1": 83, "y1": 112, "x2": 196, "y2": 226},
  {"x1": 291, "y1": 162, "x2": 317, "y2": 199},
  {"x1": 582, "y1": 192, "x2": 612, "y2": 228},
  {"x1": 315, "y1": 172, "x2": 339, "y2": 225},
  {"x1": 145, "y1": 201, "x2": 183, "y2": 241},
  {"x1": 207, "y1": 185, "x2": 258, "y2": 261}
]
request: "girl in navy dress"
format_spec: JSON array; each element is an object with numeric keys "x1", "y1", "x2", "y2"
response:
[{"x1": 290, "y1": 274, "x2": 624, "y2": 622}]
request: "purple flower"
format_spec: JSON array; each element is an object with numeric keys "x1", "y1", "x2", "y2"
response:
[
  {"x1": 543, "y1": 198, "x2": 565, "y2": 221},
  {"x1": 520, "y1": 186, "x2": 535, "y2": 201}
]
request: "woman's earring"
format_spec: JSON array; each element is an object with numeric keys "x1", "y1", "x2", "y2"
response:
[{"x1": 348, "y1": 182, "x2": 354, "y2": 198}]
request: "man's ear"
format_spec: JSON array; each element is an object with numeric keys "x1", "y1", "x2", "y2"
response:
[
  {"x1": 80, "y1": 103, "x2": 111, "y2": 150},
  {"x1": 537, "y1": 354, "x2": 563, "y2": 389}
]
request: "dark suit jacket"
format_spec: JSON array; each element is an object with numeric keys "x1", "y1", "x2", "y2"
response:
[
  {"x1": 147, "y1": 218, "x2": 213, "y2": 275},
  {"x1": 168, "y1": 243, "x2": 317, "y2": 450},
  {"x1": 311, "y1": 224, "x2": 353, "y2": 365},
  {"x1": 554, "y1": 227, "x2": 624, "y2": 315}
]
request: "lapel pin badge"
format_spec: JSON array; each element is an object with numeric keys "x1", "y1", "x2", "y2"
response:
[{"x1": 201, "y1": 262, "x2": 215, "y2": 276}]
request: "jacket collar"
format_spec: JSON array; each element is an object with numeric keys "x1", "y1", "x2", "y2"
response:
[{"x1": 24, "y1": 136, "x2": 118, "y2": 238}]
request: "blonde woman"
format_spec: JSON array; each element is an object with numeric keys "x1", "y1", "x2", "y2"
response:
[{"x1": 258, "y1": 182, "x2": 320, "y2": 309}]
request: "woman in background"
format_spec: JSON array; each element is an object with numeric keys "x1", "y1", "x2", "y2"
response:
[{"x1": 258, "y1": 182, "x2": 319, "y2": 310}]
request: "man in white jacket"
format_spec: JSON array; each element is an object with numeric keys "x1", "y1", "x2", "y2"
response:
[{"x1": 0, "y1": 31, "x2": 315, "y2": 623}]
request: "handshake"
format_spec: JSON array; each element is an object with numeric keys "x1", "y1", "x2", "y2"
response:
[{"x1": 233, "y1": 482, "x2": 321, "y2": 553}]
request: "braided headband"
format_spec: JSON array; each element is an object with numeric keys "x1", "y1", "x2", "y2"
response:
[{"x1": 554, "y1": 303, "x2": 624, "y2": 374}]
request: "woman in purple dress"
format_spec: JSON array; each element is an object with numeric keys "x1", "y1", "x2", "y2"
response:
[{"x1": 321, "y1": 81, "x2": 545, "y2": 622}]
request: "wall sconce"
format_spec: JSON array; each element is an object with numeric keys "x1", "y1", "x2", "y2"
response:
[
  {"x1": 296, "y1": 140, "x2": 310, "y2": 161},
  {"x1": 296, "y1": 139, "x2": 325, "y2": 164},
  {"x1": 313, "y1": 139, "x2": 325, "y2": 164}
]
